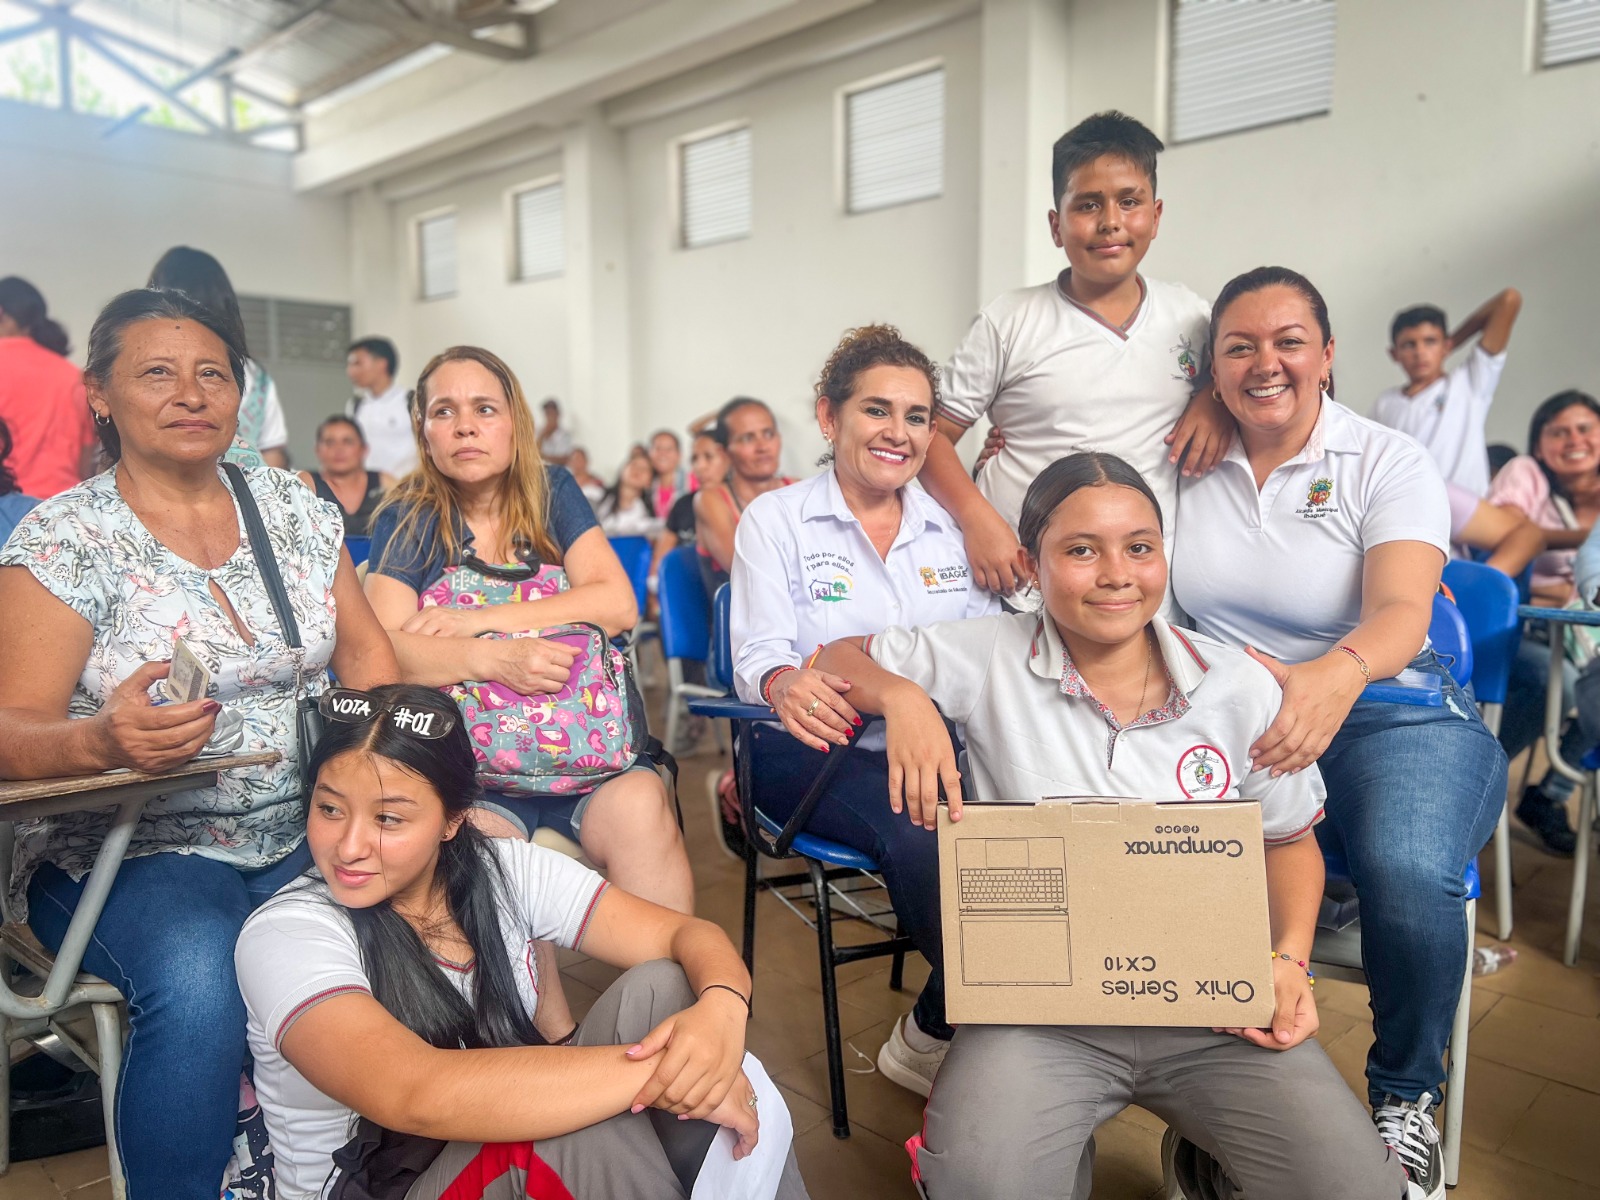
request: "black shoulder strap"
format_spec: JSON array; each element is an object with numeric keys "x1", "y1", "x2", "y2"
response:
[{"x1": 223, "y1": 462, "x2": 302, "y2": 650}]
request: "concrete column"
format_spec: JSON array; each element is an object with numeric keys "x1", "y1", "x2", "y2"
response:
[
  {"x1": 562, "y1": 111, "x2": 633, "y2": 467},
  {"x1": 347, "y1": 183, "x2": 401, "y2": 349},
  {"x1": 977, "y1": 0, "x2": 1071, "y2": 306}
]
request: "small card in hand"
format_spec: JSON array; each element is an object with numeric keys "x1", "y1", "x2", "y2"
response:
[{"x1": 165, "y1": 636, "x2": 213, "y2": 704}]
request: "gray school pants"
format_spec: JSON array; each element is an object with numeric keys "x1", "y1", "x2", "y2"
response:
[
  {"x1": 404, "y1": 960, "x2": 810, "y2": 1200},
  {"x1": 914, "y1": 1024, "x2": 1405, "y2": 1200}
]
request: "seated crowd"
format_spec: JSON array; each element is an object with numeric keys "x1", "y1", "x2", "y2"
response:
[{"x1": 0, "y1": 108, "x2": 1589, "y2": 1200}]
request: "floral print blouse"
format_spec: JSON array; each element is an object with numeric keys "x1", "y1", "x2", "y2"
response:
[{"x1": 0, "y1": 465, "x2": 342, "y2": 918}]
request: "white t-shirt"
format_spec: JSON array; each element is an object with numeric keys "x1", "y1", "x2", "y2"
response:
[
  {"x1": 941, "y1": 273, "x2": 1211, "y2": 538},
  {"x1": 540, "y1": 427, "x2": 575, "y2": 460},
  {"x1": 866, "y1": 611, "x2": 1323, "y2": 843},
  {"x1": 241, "y1": 360, "x2": 288, "y2": 453},
  {"x1": 1370, "y1": 345, "x2": 1506, "y2": 497},
  {"x1": 348, "y1": 381, "x2": 418, "y2": 478},
  {"x1": 235, "y1": 841, "x2": 609, "y2": 1200},
  {"x1": 1172, "y1": 398, "x2": 1450, "y2": 666},
  {"x1": 731, "y1": 471, "x2": 998, "y2": 748}
]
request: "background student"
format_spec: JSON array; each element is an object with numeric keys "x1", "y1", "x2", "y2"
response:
[
  {"x1": 917, "y1": 110, "x2": 1228, "y2": 596},
  {"x1": 1371, "y1": 288, "x2": 1522, "y2": 496},
  {"x1": 298, "y1": 414, "x2": 394, "y2": 539},
  {"x1": 347, "y1": 336, "x2": 417, "y2": 478},
  {"x1": 694, "y1": 397, "x2": 792, "y2": 597},
  {"x1": 0, "y1": 276, "x2": 94, "y2": 498}
]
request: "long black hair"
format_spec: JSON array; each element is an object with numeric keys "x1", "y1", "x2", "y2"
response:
[
  {"x1": 306, "y1": 684, "x2": 544, "y2": 1051},
  {"x1": 1209, "y1": 265, "x2": 1335, "y2": 397},
  {"x1": 1527, "y1": 389, "x2": 1600, "y2": 501},
  {"x1": 1016, "y1": 451, "x2": 1164, "y2": 558},
  {"x1": 147, "y1": 245, "x2": 251, "y2": 359},
  {"x1": 0, "y1": 277, "x2": 70, "y2": 356},
  {"x1": 84, "y1": 288, "x2": 247, "y2": 463},
  {"x1": 0, "y1": 417, "x2": 20, "y2": 497}
]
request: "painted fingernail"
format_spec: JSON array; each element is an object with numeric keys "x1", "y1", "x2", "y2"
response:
[
  {"x1": 201, "y1": 700, "x2": 221, "y2": 715},
  {"x1": 626, "y1": 1045, "x2": 641, "y2": 1055},
  {"x1": 822, "y1": 746, "x2": 830, "y2": 754},
  {"x1": 678, "y1": 1113, "x2": 689, "y2": 1121},
  {"x1": 631, "y1": 1104, "x2": 645, "y2": 1114},
  {"x1": 852, "y1": 717, "x2": 862, "y2": 727}
]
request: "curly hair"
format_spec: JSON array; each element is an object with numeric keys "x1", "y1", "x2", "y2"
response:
[{"x1": 815, "y1": 324, "x2": 940, "y2": 412}]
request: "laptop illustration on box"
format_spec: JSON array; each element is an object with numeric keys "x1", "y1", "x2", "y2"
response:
[{"x1": 955, "y1": 837, "x2": 1073, "y2": 986}]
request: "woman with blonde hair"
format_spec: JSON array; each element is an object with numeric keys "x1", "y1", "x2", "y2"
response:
[{"x1": 364, "y1": 346, "x2": 692, "y2": 917}]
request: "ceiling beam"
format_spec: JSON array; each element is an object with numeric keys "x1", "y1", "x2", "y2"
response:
[{"x1": 328, "y1": 0, "x2": 534, "y2": 60}]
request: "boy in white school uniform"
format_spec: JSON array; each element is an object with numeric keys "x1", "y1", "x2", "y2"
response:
[
  {"x1": 1370, "y1": 288, "x2": 1522, "y2": 496},
  {"x1": 918, "y1": 111, "x2": 1230, "y2": 598},
  {"x1": 815, "y1": 453, "x2": 1408, "y2": 1200}
]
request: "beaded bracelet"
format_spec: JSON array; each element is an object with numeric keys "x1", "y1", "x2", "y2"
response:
[
  {"x1": 760, "y1": 665, "x2": 797, "y2": 706},
  {"x1": 804, "y1": 643, "x2": 825, "y2": 670},
  {"x1": 1333, "y1": 644, "x2": 1370, "y2": 683},
  {"x1": 1270, "y1": 951, "x2": 1316, "y2": 988}
]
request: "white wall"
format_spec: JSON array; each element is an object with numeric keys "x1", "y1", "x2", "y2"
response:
[
  {"x1": 370, "y1": 149, "x2": 572, "y2": 426},
  {"x1": 1065, "y1": 0, "x2": 1600, "y2": 450},
  {"x1": 0, "y1": 100, "x2": 351, "y2": 458},
  {"x1": 620, "y1": 13, "x2": 981, "y2": 473}
]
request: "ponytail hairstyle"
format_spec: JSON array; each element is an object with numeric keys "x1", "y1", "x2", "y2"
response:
[
  {"x1": 306, "y1": 684, "x2": 544, "y2": 1050},
  {"x1": 1016, "y1": 451, "x2": 1165, "y2": 559},
  {"x1": 0, "y1": 417, "x2": 20, "y2": 497},
  {"x1": 0, "y1": 277, "x2": 70, "y2": 356},
  {"x1": 147, "y1": 246, "x2": 251, "y2": 359},
  {"x1": 813, "y1": 324, "x2": 940, "y2": 466},
  {"x1": 1209, "y1": 265, "x2": 1335, "y2": 397}
]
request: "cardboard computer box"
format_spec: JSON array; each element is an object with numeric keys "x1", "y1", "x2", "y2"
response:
[{"x1": 937, "y1": 799, "x2": 1276, "y2": 1027}]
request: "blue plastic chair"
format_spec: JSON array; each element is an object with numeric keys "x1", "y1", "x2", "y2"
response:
[
  {"x1": 656, "y1": 545, "x2": 725, "y2": 754},
  {"x1": 1442, "y1": 560, "x2": 1522, "y2": 939},
  {"x1": 608, "y1": 535, "x2": 657, "y2": 677},
  {"x1": 1311, "y1": 849, "x2": 1480, "y2": 1188},
  {"x1": 687, "y1": 585, "x2": 911, "y2": 1139}
]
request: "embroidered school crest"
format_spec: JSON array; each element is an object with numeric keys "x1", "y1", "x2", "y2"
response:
[
  {"x1": 1172, "y1": 335, "x2": 1200, "y2": 382},
  {"x1": 808, "y1": 575, "x2": 853, "y2": 603},
  {"x1": 1176, "y1": 744, "x2": 1231, "y2": 799},
  {"x1": 920, "y1": 566, "x2": 938, "y2": 588},
  {"x1": 1307, "y1": 478, "x2": 1333, "y2": 506}
]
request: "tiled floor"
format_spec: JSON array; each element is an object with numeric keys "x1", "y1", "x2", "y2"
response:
[{"x1": 6, "y1": 701, "x2": 1600, "y2": 1199}]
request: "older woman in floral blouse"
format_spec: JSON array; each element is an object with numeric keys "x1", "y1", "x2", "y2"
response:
[{"x1": 0, "y1": 288, "x2": 396, "y2": 1199}]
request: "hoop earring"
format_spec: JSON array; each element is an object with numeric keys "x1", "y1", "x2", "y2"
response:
[
  {"x1": 93, "y1": 411, "x2": 111, "y2": 427},
  {"x1": 1319, "y1": 377, "x2": 1331, "y2": 392}
]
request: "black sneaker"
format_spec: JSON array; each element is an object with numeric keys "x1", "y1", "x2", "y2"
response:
[
  {"x1": 1515, "y1": 786, "x2": 1576, "y2": 856},
  {"x1": 1373, "y1": 1095, "x2": 1444, "y2": 1200}
]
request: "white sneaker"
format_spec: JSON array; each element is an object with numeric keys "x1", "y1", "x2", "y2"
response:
[
  {"x1": 876, "y1": 1014, "x2": 948, "y2": 1098},
  {"x1": 1373, "y1": 1095, "x2": 1444, "y2": 1200}
]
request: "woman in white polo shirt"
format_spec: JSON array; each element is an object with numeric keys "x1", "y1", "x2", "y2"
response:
[
  {"x1": 813, "y1": 452, "x2": 1402, "y2": 1200},
  {"x1": 731, "y1": 324, "x2": 997, "y2": 1097},
  {"x1": 1171, "y1": 267, "x2": 1507, "y2": 1200}
]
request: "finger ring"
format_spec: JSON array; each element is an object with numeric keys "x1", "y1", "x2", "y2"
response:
[
  {"x1": 805, "y1": 698, "x2": 821, "y2": 717},
  {"x1": 746, "y1": 1092, "x2": 758, "y2": 1108}
]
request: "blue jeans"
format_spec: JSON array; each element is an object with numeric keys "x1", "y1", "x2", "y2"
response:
[
  {"x1": 27, "y1": 842, "x2": 313, "y2": 1200},
  {"x1": 1316, "y1": 650, "x2": 1506, "y2": 1106},
  {"x1": 1501, "y1": 633, "x2": 1584, "y2": 801},
  {"x1": 750, "y1": 725, "x2": 951, "y2": 1040}
]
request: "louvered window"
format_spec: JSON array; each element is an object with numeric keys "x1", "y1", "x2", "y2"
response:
[
  {"x1": 418, "y1": 211, "x2": 458, "y2": 300},
  {"x1": 1540, "y1": 0, "x2": 1600, "y2": 67},
  {"x1": 238, "y1": 296, "x2": 352, "y2": 364},
  {"x1": 845, "y1": 66, "x2": 944, "y2": 214},
  {"x1": 680, "y1": 126, "x2": 752, "y2": 249},
  {"x1": 513, "y1": 181, "x2": 565, "y2": 280},
  {"x1": 1169, "y1": 0, "x2": 1337, "y2": 144}
]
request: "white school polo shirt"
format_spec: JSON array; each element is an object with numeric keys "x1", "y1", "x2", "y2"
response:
[
  {"x1": 865, "y1": 611, "x2": 1323, "y2": 843},
  {"x1": 348, "y1": 381, "x2": 418, "y2": 478},
  {"x1": 941, "y1": 273, "x2": 1211, "y2": 537},
  {"x1": 1370, "y1": 345, "x2": 1506, "y2": 497},
  {"x1": 235, "y1": 840, "x2": 609, "y2": 1200},
  {"x1": 731, "y1": 471, "x2": 998, "y2": 746},
  {"x1": 1171, "y1": 398, "x2": 1450, "y2": 666}
]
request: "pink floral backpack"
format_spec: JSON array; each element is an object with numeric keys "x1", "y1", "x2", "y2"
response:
[{"x1": 419, "y1": 557, "x2": 646, "y2": 797}]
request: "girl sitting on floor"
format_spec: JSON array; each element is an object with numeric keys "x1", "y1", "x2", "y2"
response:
[{"x1": 236, "y1": 683, "x2": 809, "y2": 1200}]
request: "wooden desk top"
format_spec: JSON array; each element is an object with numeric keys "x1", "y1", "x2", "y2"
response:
[{"x1": 0, "y1": 751, "x2": 281, "y2": 809}]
